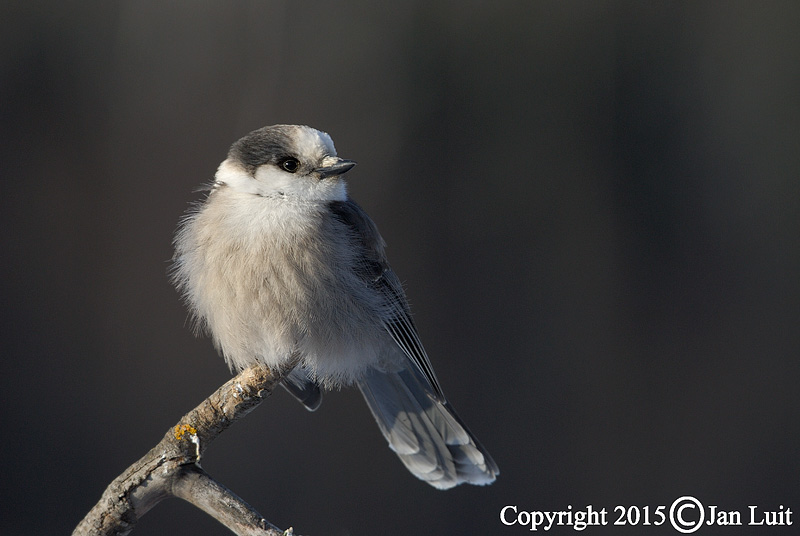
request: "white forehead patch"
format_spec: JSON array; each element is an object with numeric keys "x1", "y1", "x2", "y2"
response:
[{"x1": 291, "y1": 125, "x2": 337, "y2": 160}]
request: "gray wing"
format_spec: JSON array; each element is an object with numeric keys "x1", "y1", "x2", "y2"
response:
[
  {"x1": 327, "y1": 199, "x2": 444, "y2": 399},
  {"x1": 328, "y1": 199, "x2": 498, "y2": 489}
]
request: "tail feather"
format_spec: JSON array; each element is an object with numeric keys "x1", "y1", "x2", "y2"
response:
[{"x1": 357, "y1": 367, "x2": 498, "y2": 489}]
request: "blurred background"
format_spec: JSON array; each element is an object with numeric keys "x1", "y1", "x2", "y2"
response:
[{"x1": 2, "y1": 2, "x2": 799, "y2": 535}]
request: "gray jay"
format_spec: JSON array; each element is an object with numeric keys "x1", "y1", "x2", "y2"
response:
[{"x1": 172, "y1": 124, "x2": 498, "y2": 489}]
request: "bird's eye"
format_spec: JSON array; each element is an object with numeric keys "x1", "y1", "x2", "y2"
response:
[{"x1": 280, "y1": 158, "x2": 300, "y2": 173}]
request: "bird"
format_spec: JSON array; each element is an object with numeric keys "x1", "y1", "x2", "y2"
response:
[{"x1": 171, "y1": 124, "x2": 498, "y2": 489}]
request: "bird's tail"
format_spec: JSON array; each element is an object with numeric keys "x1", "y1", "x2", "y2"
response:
[{"x1": 357, "y1": 367, "x2": 499, "y2": 489}]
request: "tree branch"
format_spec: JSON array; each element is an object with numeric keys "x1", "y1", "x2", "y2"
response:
[{"x1": 73, "y1": 363, "x2": 300, "y2": 536}]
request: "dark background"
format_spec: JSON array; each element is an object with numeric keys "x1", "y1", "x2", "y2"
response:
[{"x1": 2, "y1": 2, "x2": 798, "y2": 535}]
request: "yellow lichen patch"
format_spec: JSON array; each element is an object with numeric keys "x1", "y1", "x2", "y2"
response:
[{"x1": 174, "y1": 424, "x2": 198, "y2": 440}]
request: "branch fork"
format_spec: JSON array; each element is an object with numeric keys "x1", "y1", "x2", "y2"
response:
[{"x1": 73, "y1": 364, "x2": 301, "y2": 536}]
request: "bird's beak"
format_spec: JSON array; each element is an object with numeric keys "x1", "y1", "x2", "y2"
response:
[{"x1": 315, "y1": 158, "x2": 356, "y2": 178}]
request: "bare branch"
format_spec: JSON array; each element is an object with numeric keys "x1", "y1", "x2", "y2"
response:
[
  {"x1": 172, "y1": 465, "x2": 285, "y2": 536},
  {"x1": 73, "y1": 363, "x2": 299, "y2": 536}
]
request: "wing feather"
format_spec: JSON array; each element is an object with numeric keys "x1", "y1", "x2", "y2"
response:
[{"x1": 327, "y1": 200, "x2": 444, "y2": 399}]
